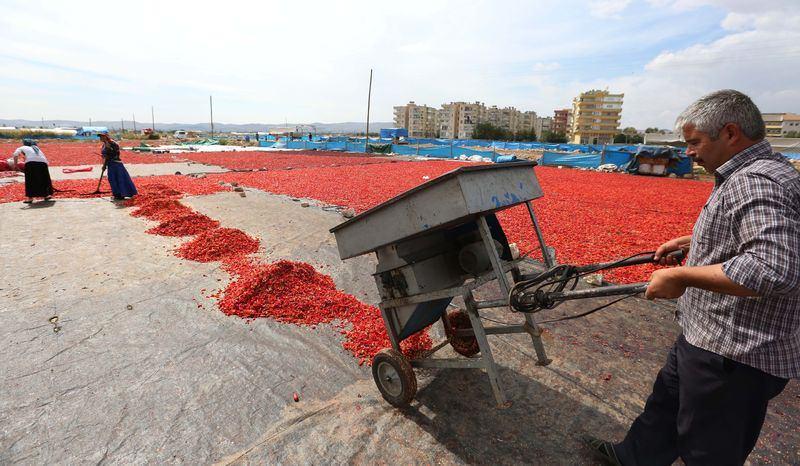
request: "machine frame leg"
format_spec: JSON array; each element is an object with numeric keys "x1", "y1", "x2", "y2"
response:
[
  {"x1": 522, "y1": 313, "x2": 552, "y2": 365},
  {"x1": 463, "y1": 291, "x2": 509, "y2": 407},
  {"x1": 378, "y1": 305, "x2": 402, "y2": 352}
]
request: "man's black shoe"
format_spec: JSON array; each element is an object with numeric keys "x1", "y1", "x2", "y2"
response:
[{"x1": 581, "y1": 435, "x2": 622, "y2": 466}]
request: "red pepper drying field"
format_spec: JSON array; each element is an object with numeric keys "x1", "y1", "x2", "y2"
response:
[
  {"x1": 211, "y1": 162, "x2": 711, "y2": 282},
  {"x1": 180, "y1": 150, "x2": 394, "y2": 171},
  {"x1": 213, "y1": 160, "x2": 464, "y2": 212}
]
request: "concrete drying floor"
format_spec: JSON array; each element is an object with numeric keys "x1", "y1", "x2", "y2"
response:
[{"x1": 1, "y1": 188, "x2": 798, "y2": 464}]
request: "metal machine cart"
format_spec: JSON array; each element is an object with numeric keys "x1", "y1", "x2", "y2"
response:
[{"x1": 330, "y1": 162, "x2": 679, "y2": 408}]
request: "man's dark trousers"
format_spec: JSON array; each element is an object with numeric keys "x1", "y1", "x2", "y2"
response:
[{"x1": 614, "y1": 334, "x2": 789, "y2": 465}]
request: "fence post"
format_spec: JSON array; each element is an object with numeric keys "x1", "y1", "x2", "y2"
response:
[
  {"x1": 601, "y1": 145, "x2": 606, "y2": 165},
  {"x1": 416, "y1": 138, "x2": 420, "y2": 155},
  {"x1": 450, "y1": 139, "x2": 454, "y2": 158}
]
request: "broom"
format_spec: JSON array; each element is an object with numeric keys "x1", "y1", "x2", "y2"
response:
[
  {"x1": 91, "y1": 164, "x2": 107, "y2": 194},
  {"x1": 90, "y1": 152, "x2": 107, "y2": 194}
]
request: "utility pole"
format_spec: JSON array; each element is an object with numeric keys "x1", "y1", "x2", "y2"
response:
[
  {"x1": 365, "y1": 68, "x2": 373, "y2": 149},
  {"x1": 121, "y1": 119, "x2": 125, "y2": 133},
  {"x1": 209, "y1": 95, "x2": 214, "y2": 138},
  {"x1": 151, "y1": 106, "x2": 155, "y2": 132},
  {"x1": 132, "y1": 113, "x2": 137, "y2": 132},
  {"x1": 89, "y1": 117, "x2": 92, "y2": 125},
  {"x1": 41, "y1": 117, "x2": 44, "y2": 128}
]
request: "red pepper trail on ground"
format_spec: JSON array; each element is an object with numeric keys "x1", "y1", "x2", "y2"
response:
[
  {"x1": 126, "y1": 182, "x2": 431, "y2": 363},
  {"x1": 145, "y1": 213, "x2": 220, "y2": 237},
  {"x1": 175, "y1": 227, "x2": 261, "y2": 263},
  {"x1": 130, "y1": 199, "x2": 190, "y2": 220},
  {"x1": 217, "y1": 260, "x2": 432, "y2": 364}
]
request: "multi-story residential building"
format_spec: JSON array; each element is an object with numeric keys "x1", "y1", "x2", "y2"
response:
[
  {"x1": 569, "y1": 90, "x2": 623, "y2": 144},
  {"x1": 520, "y1": 111, "x2": 537, "y2": 134},
  {"x1": 395, "y1": 100, "x2": 539, "y2": 139},
  {"x1": 485, "y1": 105, "x2": 526, "y2": 135},
  {"x1": 534, "y1": 117, "x2": 553, "y2": 140},
  {"x1": 763, "y1": 113, "x2": 800, "y2": 137},
  {"x1": 456, "y1": 102, "x2": 485, "y2": 139},
  {"x1": 438, "y1": 103, "x2": 460, "y2": 139},
  {"x1": 552, "y1": 108, "x2": 572, "y2": 136},
  {"x1": 392, "y1": 101, "x2": 439, "y2": 138}
]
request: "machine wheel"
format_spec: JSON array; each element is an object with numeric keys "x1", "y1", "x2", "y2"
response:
[
  {"x1": 372, "y1": 348, "x2": 417, "y2": 408},
  {"x1": 445, "y1": 310, "x2": 480, "y2": 357}
]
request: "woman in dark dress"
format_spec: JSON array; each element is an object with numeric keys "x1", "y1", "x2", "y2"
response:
[
  {"x1": 99, "y1": 133, "x2": 137, "y2": 200},
  {"x1": 13, "y1": 139, "x2": 53, "y2": 203}
]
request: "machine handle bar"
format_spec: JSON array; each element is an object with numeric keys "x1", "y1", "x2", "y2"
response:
[
  {"x1": 534, "y1": 283, "x2": 648, "y2": 309},
  {"x1": 574, "y1": 250, "x2": 685, "y2": 273}
]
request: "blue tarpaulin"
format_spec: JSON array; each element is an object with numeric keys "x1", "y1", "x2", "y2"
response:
[
  {"x1": 380, "y1": 128, "x2": 408, "y2": 139},
  {"x1": 540, "y1": 146, "x2": 693, "y2": 176}
]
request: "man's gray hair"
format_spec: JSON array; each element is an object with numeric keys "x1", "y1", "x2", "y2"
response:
[{"x1": 675, "y1": 89, "x2": 765, "y2": 140}]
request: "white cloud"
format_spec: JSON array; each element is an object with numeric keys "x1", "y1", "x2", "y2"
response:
[
  {"x1": 720, "y1": 12, "x2": 755, "y2": 31},
  {"x1": 589, "y1": 0, "x2": 633, "y2": 18},
  {"x1": 532, "y1": 62, "x2": 562, "y2": 72},
  {"x1": 519, "y1": 0, "x2": 800, "y2": 128}
]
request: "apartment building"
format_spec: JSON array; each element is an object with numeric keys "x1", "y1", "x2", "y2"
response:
[
  {"x1": 534, "y1": 117, "x2": 552, "y2": 140},
  {"x1": 520, "y1": 111, "x2": 537, "y2": 134},
  {"x1": 392, "y1": 101, "x2": 439, "y2": 138},
  {"x1": 485, "y1": 106, "x2": 525, "y2": 134},
  {"x1": 569, "y1": 90, "x2": 623, "y2": 144},
  {"x1": 552, "y1": 108, "x2": 572, "y2": 135},
  {"x1": 456, "y1": 102, "x2": 485, "y2": 139},
  {"x1": 438, "y1": 103, "x2": 459, "y2": 139},
  {"x1": 763, "y1": 113, "x2": 800, "y2": 137},
  {"x1": 395, "y1": 101, "x2": 538, "y2": 139}
]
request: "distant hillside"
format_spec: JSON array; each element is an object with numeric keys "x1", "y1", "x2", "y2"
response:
[{"x1": 0, "y1": 119, "x2": 394, "y2": 134}]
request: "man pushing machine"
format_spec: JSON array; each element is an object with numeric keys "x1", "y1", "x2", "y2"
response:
[{"x1": 586, "y1": 90, "x2": 800, "y2": 465}]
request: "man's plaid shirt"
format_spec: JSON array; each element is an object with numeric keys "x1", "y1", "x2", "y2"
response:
[{"x1": 678, "y1": 140, "x2": 800, "y2": 379}]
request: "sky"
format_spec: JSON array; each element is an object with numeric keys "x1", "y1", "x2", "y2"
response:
[{"x1": 1, "y1": 0, "x2": 798, "y2": 129}]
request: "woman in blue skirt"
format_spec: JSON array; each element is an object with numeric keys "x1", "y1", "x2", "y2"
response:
[{"x1": 99, "y1": 133, "x2": 137, "y2": 200}]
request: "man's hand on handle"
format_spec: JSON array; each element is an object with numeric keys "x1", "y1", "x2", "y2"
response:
[
  {"x1": 646, "y1": 235, "x2": 691, "y2": 300},
  {"x1": 645, "y1": 268, "x2": 688, "y2": 300},
  {"x1": 653, "y1": 235, "x2": 691, "y2": 266},
  {"x1": 645, "y1": 234, "x2": 759, "y2": 300}
]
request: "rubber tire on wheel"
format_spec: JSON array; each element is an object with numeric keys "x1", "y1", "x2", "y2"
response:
[
  {"x1": 445, "y1": 310, "x2": 480, "y2": 357},
  {"x1": 372, "y1": 348, "x2": 417, "y2": 408}
]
